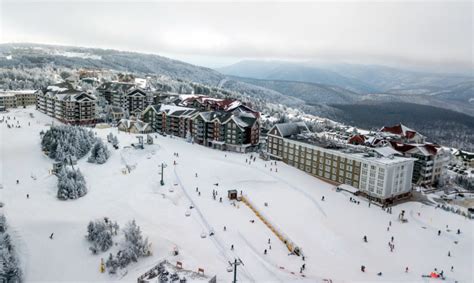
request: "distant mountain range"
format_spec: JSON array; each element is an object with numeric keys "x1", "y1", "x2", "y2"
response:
[{"x1": 218, "y1": 60, "x2": 474, "y2": 116}]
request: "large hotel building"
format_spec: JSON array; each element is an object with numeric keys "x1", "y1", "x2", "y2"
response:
[{"x1": 266, "y1": 122, "x2": 416, "y2": 204}]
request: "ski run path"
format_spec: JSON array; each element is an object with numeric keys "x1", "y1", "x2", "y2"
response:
[{"x1": 0, "y1": 107, "x2": 472, "y2": 282}]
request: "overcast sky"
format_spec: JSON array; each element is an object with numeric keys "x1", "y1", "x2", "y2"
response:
[{"x1": 0, "y1": 0, "x2": 472, "y2": 71}]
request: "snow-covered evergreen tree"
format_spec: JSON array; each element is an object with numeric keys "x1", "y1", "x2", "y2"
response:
[
  {"x1": 88, "y1": 139, "x2": 110, "y2": 164},
  {"x1": 86, "y1": 218, "x2": 117, "y2": 253},
  {"x1": 41, "y1": 125, "x2": 95, "y2": 161},
  {"x1": 0, "y1": 215, "x2": 22, "y2": 283},
  {"x1": 57, "y1": 167, "x2": 87, "y2": 200}
]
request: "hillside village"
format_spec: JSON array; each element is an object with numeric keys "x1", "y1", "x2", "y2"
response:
[{"x1": 0, "y1": 73, "x2": 473, "y2": 282}]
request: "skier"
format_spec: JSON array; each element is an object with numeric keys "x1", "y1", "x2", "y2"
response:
[
  {"x1": 219, "y1": 197, "x2": 222, "y2": 202},
  {"x1": 264, "y1": 249, "x2": 267, "y2": 255},
  {"x1": 231, "y1": 245, "x2": 234, "y2": 250},
  {"x1": 377, "y1": 272, "x2": 382, "y2": 276},
  {"x1": 321, "y1": 196, "x2": 325, "y2": 201},
  {"x1": 405, "y1": 267, "x2": 409, "y2": 273},
  {"x1": 302, "y1": 264, "x2": 305, "y2": 270},
  {"x1": 451, "y1": 266, "x2": 454, "y2": 272},
  {"x1": 26, "y1": 194, "x2": 29, "y2": 199},
  {"x1": 457, "y1": 229, "x2": 461, "y2": 234},
  {"x1": 196, "y1": 187, "x2": 198, "y2": 192},
  {"x1": 269, "y1": 245, "x2": 271, "y2": 250},
  {"x1": 389, "y1": 221, "x2": 392, "y2": 226},
  {"x1": 16, "y1": 180, "x2": 19, "y2": 184},
  {"x1": 302, "y1": 256, "x2": 305, "y2": 261},
  {"x1": 438, "y1": 230, "x2": 441, "y2": 236},
  {"x1": 361, "y1": 265, "x2": 365, "y2": 272},
  {"x1": 448, "y1": 251, "x2": 451, "y2": 257},
  {"x1": 49, "y1": 233, "x2": 54, "y2": 239},
  {"x1": 363, "y1": 235, "x2": 367, "y2": 242},
  {"x1": 268, "y1": 238, "x2": 271, "y2": 244},
  {"x1": 391, "y1": 236, "x2": 394, "y2": 242},
  {"x1": 195, "y1": 173, "x2": 198, "y2": 177},
  {"x1": 223, "y1": 226, "x2": 226, "y2": 231}
]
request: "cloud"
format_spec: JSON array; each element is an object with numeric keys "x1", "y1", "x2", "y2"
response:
[{"x1": 0, "y1": 1, "x2": 472, "y2": 70}]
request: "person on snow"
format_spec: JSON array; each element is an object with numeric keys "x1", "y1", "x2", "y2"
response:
[
  {"x1": 195, "y1": 173, "x2": 198, "y2": 177},
  {"x1": 405, "y1": 267, "x2": 409, "y2": 273},
  {"x1": 223, "y1": 226, "x2": 226, "y2": 231},
  {"x1": 26, "y1": 194, "x2": 29, "y2": 199},
  {"x1": 302, "y1": 264, "x2": 305, "y2": 270},
  {"x1": 438, "y1": 230, "x2": 441, "y2": 236},
  {"x1": 49, "y1": 233, "x2": 54, "y2": 239},
  {"x1": 16, "y1": 180, "x2": 19, "y2": 184},
  {"x1": 451, "y1": 266, "x2": 454, "y2": 271},
  {"x1": 448, "y1": 251, "x2": 451, "y2": 257},
  {"x1": 457, "y1": 229, "x2": 461, "y2": 234},
  {"x1": 391, "y1": 236, "x2": 394, "y2": 242},
  {"x1": 363, "y1": 235, "x2": 367, "y2": 242},
  {"x1": 389, "y1": 221, "x2": 392, "y2": 226},
  {"x1": 231, "y1": 245, "x2": 234, "y2": 250},
  {"x1": 268, "y1": 238, "x2": 271, "y2": 244},
  {"x1": 264, "y1": 249, "x2": 267, "y2": 255},
  {"x1": 321, "y1": 196, "x2": 325, "y2": 201},
  {"x1": 377, "y1": 272, "x2": 382, "y2": 276},
  {"x1": 361, "y1": 265, "x2": 365, "y2": 272}
]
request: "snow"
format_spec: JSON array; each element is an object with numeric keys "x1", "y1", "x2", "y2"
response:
[{"x1": 0, "y1": 106, "x2": 473, "y2": 282}]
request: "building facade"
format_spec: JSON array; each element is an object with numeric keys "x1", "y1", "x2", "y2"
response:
[
  {"x1": 0, "y1": 90, "x2": 37, "y2": 109},
  {"x1": 142, "y1": 102, "x2": 260, "y2": 153},
  {"x1": 390, "y1": 142, "x2": 450, "y2": 186},
  {"x1": 36, "y1": 83, "x2": 97, "y2": 125},
  {"x1": 267, "y1": 122, "x2": 415, "y2": 203}
]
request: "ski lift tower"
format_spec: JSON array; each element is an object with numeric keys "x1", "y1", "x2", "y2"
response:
[
  {"x1": 158, "y1": 163, "x2": 166, "y2": 186},
  {"x1": 228, "y1": 258, "x2": 244, "y2": 283}
]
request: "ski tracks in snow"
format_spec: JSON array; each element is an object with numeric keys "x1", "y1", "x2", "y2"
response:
[{"x1": 173, "y1": 166, "x2": 255, "y2": 283}]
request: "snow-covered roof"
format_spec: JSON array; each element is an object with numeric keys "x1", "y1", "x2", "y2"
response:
[
  {"x1": 274, "y1": 122, "x2": 309, "y2": 138},
  {"x1": 373, "y1": 146, "x2": 401, "y2": 157}
]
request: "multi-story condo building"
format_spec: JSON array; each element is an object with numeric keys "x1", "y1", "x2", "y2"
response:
[
  {"x1": 36, "y1": 82, "x2": 97, "y2": 125},
  {"x1": 142, "y1": 100, "x2": 260, "y2": 153},
  {"x1": 0, "y1": 90, "x2": 37, "y2": 110},
  {"x1": 267, "y1": 122, "x2": 415, "y2": 204},
  {"x1": 390, "y1": 142, "x2": 450, "y2": 186},
  {"x1": 97, "y1": 82, "x2": 153, "y2": 117},
  {"x1": 347, "y1": 123, "x2": 449, "y2": 187},
  {"x1": 0, "y1": 93, "x2": 16, "y2": 110},
  {"x1": 142, "y1": 104, "x2": 199, "y2": 138}
]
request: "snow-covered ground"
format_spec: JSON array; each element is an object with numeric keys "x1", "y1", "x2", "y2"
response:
[{"x1": 0, "y1": 107, "x2": 472, "y2": 282}]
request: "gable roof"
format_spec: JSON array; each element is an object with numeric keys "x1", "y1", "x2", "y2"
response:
[
  {"x1": 272, "y1": 122, "x2": 310, "y2": 138},
  {"x1": 380, "y1": 123, "x2": 421, "y2": 140}
]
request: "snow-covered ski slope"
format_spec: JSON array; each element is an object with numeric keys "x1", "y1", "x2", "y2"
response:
[{"x1": 0, "y1": 107, "x2": 472, "y2": 282}]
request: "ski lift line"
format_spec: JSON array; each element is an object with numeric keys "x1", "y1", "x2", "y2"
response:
[
  {"x1": 241, "y1": 195, "x2": 302, "y2": 256},
  {"x1": 173, "y1": 166, "x2": 255, "y2": 283}
]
